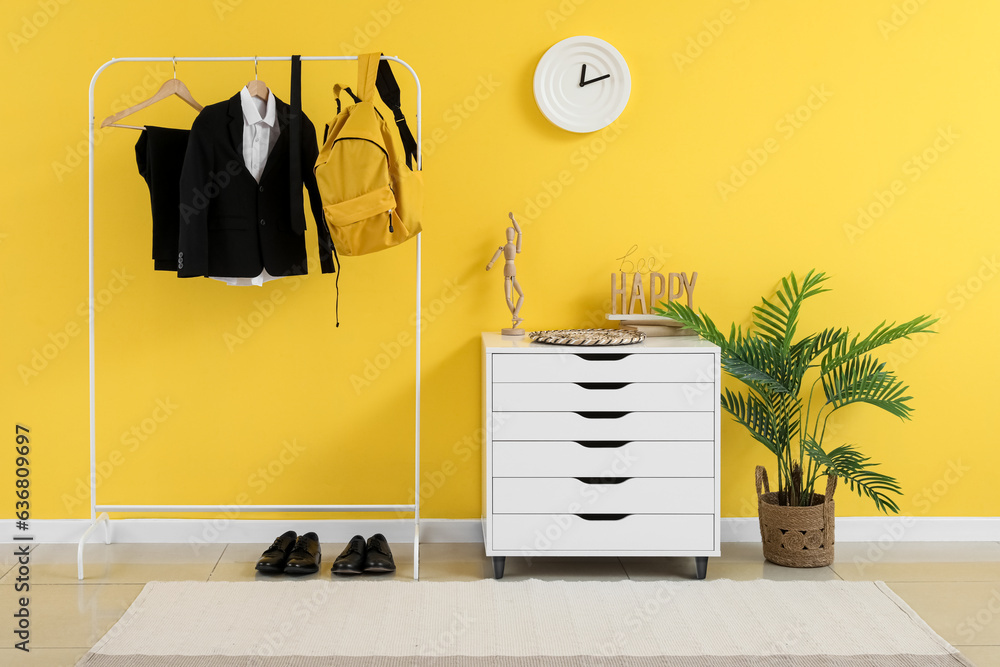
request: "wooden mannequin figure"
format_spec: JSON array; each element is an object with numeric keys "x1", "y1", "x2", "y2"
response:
[{"x1": 486, "y1": 212, "x2": 525, "y2": 336}]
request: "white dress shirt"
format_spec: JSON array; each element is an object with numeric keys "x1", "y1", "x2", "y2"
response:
[{"x1": 211, "y1": 86, "x2": 282, "y2": 287}]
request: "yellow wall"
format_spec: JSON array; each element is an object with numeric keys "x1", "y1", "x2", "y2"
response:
[{"x1": 2, "y1": 0, "x2": 997, "y2": 523}]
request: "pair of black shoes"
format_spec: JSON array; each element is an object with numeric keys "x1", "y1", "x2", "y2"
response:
[
  {"x1": 255, "y1": 531, "x2": 321, "y2": 575},
  {"x1": 331, "y1": 533, "x2": 395, "y2": 575}
]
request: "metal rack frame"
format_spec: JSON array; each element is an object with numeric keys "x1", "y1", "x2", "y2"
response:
[{"x1": 80, "y1": 55, "x2": 422, "y2": 580}]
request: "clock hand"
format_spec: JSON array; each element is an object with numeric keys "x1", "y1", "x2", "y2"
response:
[
  {"x1": 579, "y1": 63, "x2": 587, "y2": 87},
  {"x1": 581, "y1": 72, "x2": 611, "y2": 86}
]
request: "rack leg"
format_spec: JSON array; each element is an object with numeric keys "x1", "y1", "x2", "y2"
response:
[
  {"x1": 78, "y1": 512, "x2": 111, "y2": 581},
  {"x1": 413, "y1": 521, "x2": 420, "y2": 580}
]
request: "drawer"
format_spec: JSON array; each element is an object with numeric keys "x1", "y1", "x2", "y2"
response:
[
  {"x1": 492, "y1": 352, "x2": 714, "y2": 383},
  {"x1": 492, "y1": 382, "x2": 714, "y2": 412},
  {"x1": 492, "y1": 441, "x2": 714, "y2": 478},
  {"x1": 493, "y1": 477, "x2": 714, "y2": 514},
  {"x1": 492, "y1": 513, "x2": 715, "y2": 552},
  {"x1": 491, "y1": 411, "x2": 713, "y2": 441}
]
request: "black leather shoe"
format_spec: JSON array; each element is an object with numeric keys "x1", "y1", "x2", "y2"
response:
[
  {"x1": 331, "y1": 535, "x2": 366, "y2": 575},
  {"x1": 283, "y1": 532, "x2": 321, "y2": 575},
  {"x1": 255, "y1": 530, "x2": 296, "y2": 574},
  {"x1": 364, "y1": 533, "x2": 396, "y2": 574}
]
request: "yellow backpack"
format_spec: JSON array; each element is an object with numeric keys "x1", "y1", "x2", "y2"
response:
[{"x1": 314, "y1": 53, "x2": 423, "y2": 256}]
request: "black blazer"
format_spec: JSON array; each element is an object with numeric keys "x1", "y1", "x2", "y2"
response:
[{"x1": 177, "y1": 92, "x2": 336, "y2": 278}]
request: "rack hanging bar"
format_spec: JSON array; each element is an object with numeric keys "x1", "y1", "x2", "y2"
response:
[
  {"x1": 95, "y1": 504, "x2": 417, "y2": 513},
  {"x1": 84, "y1": 55, "x2": 423, "y2": 581},
  {"x1": 89, "y1": 56, "x2": 421, "y2": 169}
]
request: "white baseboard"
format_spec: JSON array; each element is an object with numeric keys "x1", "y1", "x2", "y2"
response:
[
  {"x1": 720, "y1": 516, "x2": 1000, "y2": 543},
  {"x1": 4, "y1": 517, "x2": 997, "y2": 545}
]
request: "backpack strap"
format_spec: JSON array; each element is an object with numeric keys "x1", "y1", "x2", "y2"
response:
[
  {"x1": 358, "y1": 52, "x2": 419, "y2": 170},
  {"x1": 357, "y1": 52, "x2": 380, "y2": 102},
  {"x1": 332, "y1": 84, "x2": 361, "y2": 114},
  {"x1": 326, "y1": 85, "x2": 361, "y2": 142},
  {"x1": 375, "y1": 58, "x2": 419, "y2": 170}
]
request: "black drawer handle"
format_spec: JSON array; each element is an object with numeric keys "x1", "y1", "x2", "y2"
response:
[
  {"x1": 575, "y1": 411, "x2": 628, "y2": 419},
  {"x1": 574, "y1": 440, "x2": 630, "y2": 448},
  {"x1": 576, "y1": 514, "x2": 630, "y2": 521},
  {"x1": 574, "y1": 353, "x2": 630, "y2": 361},
  {"x1": 574, "y1": 382, "x2": 630, "y2": 390},
  {"x1": 575, "y1": 477, "x2": 629, "y2": 485}
]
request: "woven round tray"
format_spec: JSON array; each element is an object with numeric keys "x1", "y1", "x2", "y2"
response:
[{"x1": 528, "y1": 329, "x2": 646, "y2": 346}]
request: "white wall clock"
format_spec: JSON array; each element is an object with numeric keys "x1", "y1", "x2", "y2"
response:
[{"x1": 533, "y1": 36, "x2": 631, "y2": 133}]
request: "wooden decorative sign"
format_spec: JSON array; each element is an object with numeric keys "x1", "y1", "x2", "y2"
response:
[{"x1": 611, "y1": 271, "x2": 698, "y2": 315}]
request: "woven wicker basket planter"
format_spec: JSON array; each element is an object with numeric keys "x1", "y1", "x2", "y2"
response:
[{"x1": 755, "y1": 466, "x2": 837, "y2": 568}]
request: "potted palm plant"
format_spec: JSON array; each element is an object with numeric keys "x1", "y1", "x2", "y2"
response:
[{"x1": 656, "y1": 270, "x2": 935, "y2": 567}]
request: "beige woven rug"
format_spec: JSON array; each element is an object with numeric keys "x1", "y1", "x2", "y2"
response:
[{"x1": 78, "y1": 579, "x2": 971, "y2": 666}]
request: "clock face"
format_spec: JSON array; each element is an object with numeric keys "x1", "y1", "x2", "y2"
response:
[{"x1": 533, "y1": 36, "x2": 631, "y2": 133}]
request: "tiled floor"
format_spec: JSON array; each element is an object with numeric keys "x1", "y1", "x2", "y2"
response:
[{"x1": 3, "y1": 541, "x2": 999, "y2": 666}]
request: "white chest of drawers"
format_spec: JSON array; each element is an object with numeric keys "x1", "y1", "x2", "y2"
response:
[{"x1": 481, "y1": 332, "x2": 721, "y2": 579}]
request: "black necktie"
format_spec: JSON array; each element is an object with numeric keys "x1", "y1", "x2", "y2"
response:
[{"x1": 288, "y1": 54, "x2": 306, "y2": 235}]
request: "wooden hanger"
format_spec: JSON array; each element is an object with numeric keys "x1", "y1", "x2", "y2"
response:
[
  {"x1": 100, "y1": 58, "x2": 203, "y2": 130},
  {"x1": 245, "y1": 55, "x2": 269, "y2": 101}
]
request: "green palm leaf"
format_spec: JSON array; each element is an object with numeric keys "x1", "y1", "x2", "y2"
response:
[
  {"x1": 659, "y1": 302, "x2": 792, "y2": 396},
  {"x1": 821, "y1": 316, "x2": 937, "y2": 374},
  {"x1": 654, "y1": 302, "x2": 728, "y2": 347},
  {"x1": 721, "y1": 389, "x2": 782, "y2": 456},
  {"x1": 751, "y1": 270, "x2": 830, "y2": 355},
  {"x1": 802, "y1": 438, "x2": 902, "y2": 513},
  {"x1": 789, "y1": 327, "x2": 844, "y2": 389},
  {"x1": 723, "y1": 337, "x2": 792, "y2": 396},
  {"x1": 821, "y1": 354, "x2": 914, "y2": 420}
]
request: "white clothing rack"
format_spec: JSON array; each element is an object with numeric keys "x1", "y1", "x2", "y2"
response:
[{"x1": 81, "y1": 55, "x2": 423, "y2": 579}]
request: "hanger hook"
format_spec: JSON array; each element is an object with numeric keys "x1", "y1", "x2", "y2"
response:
[
  {"x1": 172, "y1": 57, "x2": 176, "y2": 79},
  {"x1": 254, "y1": 56, "x2": 258, "y2": 81}
]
